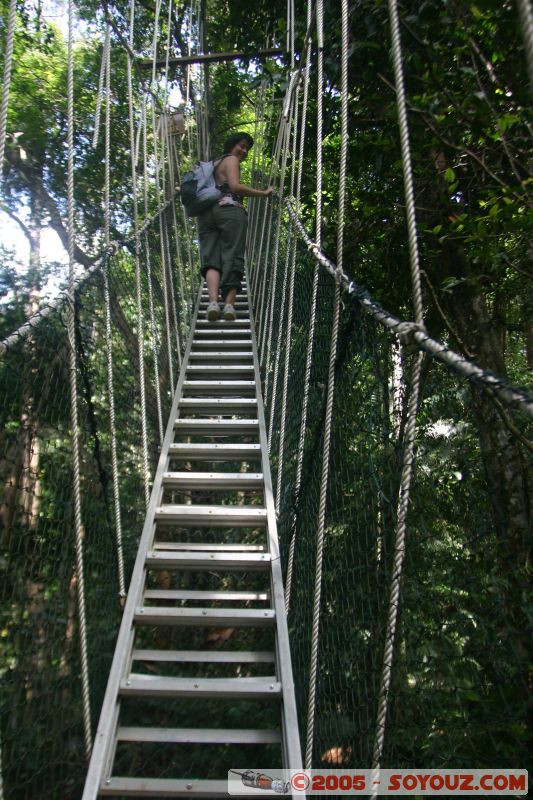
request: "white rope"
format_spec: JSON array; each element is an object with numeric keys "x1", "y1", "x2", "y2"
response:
[
  {"x1": 276, "y1": 55, "x2": 311, "y2": 506},
  {"x1": 262, "y1": 105, "x2": 292, "y2": 397},
  {"x1": 128, "y1": 0, "x2": 150, "y2": 507},
  {"x1": 267, "y1": 86, "x2": 299, "y2": 453},
  {"x1": 0, "y1": 0, "x2": 17, "y2": 178},
  {"x1": 305, "y1": 0, "x2": 349, "y2": 768},
  {"x1": 286, "y1": 0, "x2": 319, "y2": 611},
  {"x1": 66, "y1": 0, "x2": 92, "y2": 760},
  {"x1": 387, "y1": 0, "x2": 424, "y2": 325},
  {"x1": 143, "y1": 100, "x2": 174, "y2": 394},
  {"x1": 370, "y1": 352, "x2": 423, "y2": 793},
  {"x1": 370, "y1": 2, "x2": 427, "y2": 780},
  {"x1": 516, "y1": 0, "x2": 533, "y2": 93},
  {"x1": 101, "y1": 23, "x2": 127, "y2": 599},
  {"x1": 148, "y1": 0, "x2": 178, "y2": 389},
  {"x1": 92, "y1": 25, "x2": 111, "y2": 150},
  {"x1": 170, "y1": 186, "x2": 189, "y2": 350},
  {"x1": 141, "y1": 100, "x2": 165, "y2": 445}
]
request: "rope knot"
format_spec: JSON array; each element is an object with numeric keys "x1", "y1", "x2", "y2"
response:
[{"x1": 396, "y1": 321, "x2": 426, "y2": 353}]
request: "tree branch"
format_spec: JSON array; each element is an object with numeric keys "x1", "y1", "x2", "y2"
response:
[
  {"x1": 0, "y1": 203, "x2": 32, "y2": 242},
  {"x1": 3, "y1": 145, "x2": 96, "y2": 269}
]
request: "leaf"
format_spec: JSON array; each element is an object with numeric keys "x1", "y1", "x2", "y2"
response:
[{"x1": 444, "y1": 167, "x2": 455, "y2": 183}]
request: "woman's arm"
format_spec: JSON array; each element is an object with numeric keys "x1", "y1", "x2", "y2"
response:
[{"x1": 222, "y1": 155, "x2": 272, "y2": 198}]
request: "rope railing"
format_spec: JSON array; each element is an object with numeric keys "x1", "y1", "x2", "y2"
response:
[{"x1": 286, "y1": 201, "x2": 533, "y2": 420}]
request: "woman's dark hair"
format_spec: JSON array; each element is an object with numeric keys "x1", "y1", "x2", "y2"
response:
[{"x1": 223, "y1": 132, "x2": 254, "y2": 154}]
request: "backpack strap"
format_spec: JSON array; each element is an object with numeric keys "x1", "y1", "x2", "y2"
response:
[{"x1": 212, "y1": 152, "x2": 232, "y2": 182}]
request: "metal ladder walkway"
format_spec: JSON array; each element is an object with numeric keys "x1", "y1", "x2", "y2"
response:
[{"x1": 82, "y1": 277, "x2": 302, "y2": 798}]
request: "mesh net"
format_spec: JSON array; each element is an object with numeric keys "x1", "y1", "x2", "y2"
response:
[
  {"x1": 0, "y1": 203, "x2": 197, "y2": 798},
  {"x1": 249, "y1": 206, "x2": 532, "y2": 771}
]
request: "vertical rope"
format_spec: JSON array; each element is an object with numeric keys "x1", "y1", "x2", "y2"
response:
[
  {"x1": 371, "y1": 1, "x2": 427, "y2": 780},
  {"x1": 101, "y1": 23, "x2": 126, "y2": 599},
  {"x1": 141, "y1": 100, "x2": 165, "y2": 446},
  {"x1": 148, "y1": 1, "x2": 175, "y2": 393},
  {"x1": 387, "y1": 0, "x2": 424, "y2": 325},
  {"x1": 92, "y1": 25, "x2": 111, "y2": 151},
  {"x1": 370, "y1": 351, "x2": 423, "y2": 790},
  {"x1": 262, "y1": 104, "x2": 292, "y2": 392},
  {"x1": 516, "y1": 0, "x2": 533, "y2": 93},
  {"x1": 0, "y1": 0, "x2": 17, "y2": 178},
  {"x1": 286, "y1": 0, "x2": 320, "y2": 609},
  {"x1": 66, "y1": 0, "x2": 92, "y2": 760},
  {"x1": 143, "y1": 100, "x2": 174, "y2": 388},
  {"x1": 267, "y1": 88, "x2": 299, "y2": 453},
  {"x1": 128, "y1": 0, "x2": 150, "y2": 507},
  {"x1": 305, "y1": 0, "x2": 349, "y2": 769},
  {"x1": 276, "y1": 3, "x2": 313, "y2": 515}
]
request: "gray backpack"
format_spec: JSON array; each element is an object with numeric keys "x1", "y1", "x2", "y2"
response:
[{"x1": 180, "y1": 156, "x2": 228, "y2": 216}]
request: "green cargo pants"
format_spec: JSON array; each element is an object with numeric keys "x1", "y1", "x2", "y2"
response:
[{"x1": 197, "y1": 204, "x2": 248, "y2": 298}]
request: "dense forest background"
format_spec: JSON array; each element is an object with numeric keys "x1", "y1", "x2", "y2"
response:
[{"x1": 0, "y1": 0, "x2": 531, "y2": 796}]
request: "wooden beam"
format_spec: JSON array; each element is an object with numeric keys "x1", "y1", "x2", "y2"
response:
[{"x1": 140, "y1": 48, "x2": 284, "y2": 69}]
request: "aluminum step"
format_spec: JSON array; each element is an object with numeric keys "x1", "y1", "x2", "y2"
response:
[
  {"x1": 143, "y1": 589, "x2": 269, "y2": 602},
  {"x1": 146, "y1": 550, "x2": 271, "y2": 570},
  {"x1": 194, "y1": 329, "x2": 251, "y2": 338},
  {"x1": 174, "y1": 419, "x2": 259, "y2": 434},
  {"x1": 116, "y1": 726, "x2": 281, "y2": 744},
  {"x1": 131, "y1": 650, "x2": 275, "y2": 664},
  {"x1": 186, "y1": 365, "x2": 255, "y2": 376},
  {"x1": 188, "y1": 351, "x2": 254, "y2": 361},
  {"x1": 151, "y1": 543, "x2": 265, "y2": 552},
  {"x1": 155, "y1": 505, "x2": 267, "y2": 526},
  {"x1": 168, "y1": 443, "x2": 261, "y2": 460},
  {"x1": 162, "y1": 471, "x2": 264, "y2": 489},
  {"x1": 134, "y1": 606, "x2": 275, "y2": 626},
  {"x1": 178, "y1": 398, "x2": 257, "y2": 413},
  {"x1": 191, "y1": 339, "x2": 252, "y2": 350},
  {"x1": 182, "y1": 380, "x2": 256, "y2": 396},
  {"x1": 119, "y1": 674, "x2": 281, "y2": 699},
  {"x1": 99, "y1": 777, "x2": 262, "y2": 797}
]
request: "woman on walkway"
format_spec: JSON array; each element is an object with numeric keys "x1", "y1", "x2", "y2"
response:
[{"x1": 198, "y1": 132, "x2": 272, "y2": 321}]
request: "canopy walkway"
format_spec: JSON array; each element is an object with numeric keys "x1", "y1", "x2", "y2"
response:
[{"x1": 0, "y1": 0, "x2": 532, "y2": 798}]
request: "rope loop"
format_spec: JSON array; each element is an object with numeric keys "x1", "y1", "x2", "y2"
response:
[{"x1": 396, "y1": 320, "x2": 427, "y2": 352}]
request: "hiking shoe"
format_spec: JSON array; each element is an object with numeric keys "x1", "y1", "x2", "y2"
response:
[
  {"x1": 223, "y1": 303, "x2": 236, "y2": 321},
  {"x1": 207, "y1": 301, "x2": 221, "y2": 321}
]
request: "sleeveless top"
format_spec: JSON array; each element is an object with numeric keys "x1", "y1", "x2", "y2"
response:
[{"x1": 214, "y1": 156, "x2": 244, "y2": 208}]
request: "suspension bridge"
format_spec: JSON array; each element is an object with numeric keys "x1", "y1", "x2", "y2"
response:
[{"x1": 1, "y1": 0, "x2": 532, "y2": 797}]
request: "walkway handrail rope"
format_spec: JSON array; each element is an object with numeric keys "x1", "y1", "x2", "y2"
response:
[
  {"x1": 516, "y1": 0, "x2": 533, "y2": 93},
  {"x1": 151, "y1": 0, "x2": 181, "y2": 377},
  {"x1": 276, "y1": 8, "x2": 313, "y2": 515},
  {"x1": 155, "y1": 5, "x2": 183, "y2": 367},
  {"x1": 285, "y1": 0, "x2": 321, "y2": 612},
  {"x1": 102, "y1": 23, "x2": 127, "y2": 599},
  {"x1": 261, "y1": 108, "x2": 292, "y2": 382},
  {"x1": 0, "y1": 0, "x2": 18, "y2": 179},
  {"x1": 370, "y1": 0, "x2": 426, "y2": 780},
  {"x1": 67, "y1": 0, "x2": 92, "y2": 761},
  {"x1": 267, "y1": 89, "x2": 299, "y2": 454},
  {"x1": 305, "y1": 0, "x2": 349, "y2": 769},
  {"x1": 253, "y1": 103, "x2": 279, "y2": 341},
  {"x1": 142, "y1": 98, "x2": 165, "y2": 446},
  {"x1": 128, "y1": 0, "x2": 150, "y2": 508},
  {"x1": 91, "y1": 24, "x2": 111, "y2": 151},
  {"x1": 286, "y1": 201, "x2": 533, "y2": 419}
]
